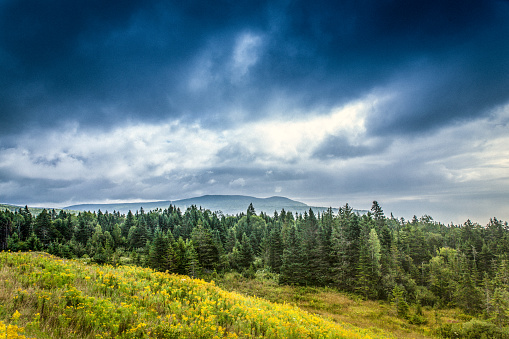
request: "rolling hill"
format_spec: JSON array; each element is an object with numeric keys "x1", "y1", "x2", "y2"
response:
[
  {"x1": 0, "y1": 203, "x2": 78, "y2": 216},
  {"x1": 63, "y1": 195, "x2": 359, "y2": 215}
]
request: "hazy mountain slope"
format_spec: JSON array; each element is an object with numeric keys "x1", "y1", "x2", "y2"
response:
[
  {"x1": 63, "y1": 195, "x2": 345, "y2": 215},
  {"x1": 0, "y1": 203, "x2": 77, "y2": 216}
]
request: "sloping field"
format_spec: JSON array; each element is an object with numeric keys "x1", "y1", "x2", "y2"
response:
[{"x1": 0, "y1": 252, "x2": 393, "y2": 338}]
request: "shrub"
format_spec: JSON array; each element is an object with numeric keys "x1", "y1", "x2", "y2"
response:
[{"x1": 437, "y1": 319, "x2": 509, "y2": 339}]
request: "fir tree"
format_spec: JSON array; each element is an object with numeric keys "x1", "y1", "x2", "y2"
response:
[
  {"x1": 34, "y1": 209, "x2": 52, "y2": 246},
  {"x1": 184, "y1": 239, "x2": 201, "y2": 278},
  {"x1": 279, "y1": 226, "x2": 305, "y2": 285},
  {"x1": 266, "y1": 223, "x2": 283, "y2": 273},
  {"x1": 19, "y1": 206, "x2": 32, "y2": 241},
  {"x1": 239, "y1": 232, "x2": 254, "y2": 269},
  {"x1": 391, "y1": 285, "x2": 409, "y2": 318},
  {"x1": 191, "y1": 222, "x2": 219, "y2": 271},
  {"x1": 149, "y1": 231, "x2": 175, "y2": 272}
]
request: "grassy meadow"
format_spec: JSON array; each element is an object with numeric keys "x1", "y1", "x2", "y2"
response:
[
  {"x1": 215, "y1": 272, "x2": 470, "y2": 339},
  {"x1": 0, "y1": 251, "x2": 394, "y2": 339}
]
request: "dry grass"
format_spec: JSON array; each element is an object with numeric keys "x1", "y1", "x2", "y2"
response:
[{"x1": 215, "y1": 272, "x2": 466, "y2": 339}]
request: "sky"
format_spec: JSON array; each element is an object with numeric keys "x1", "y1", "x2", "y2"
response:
[{"x1": 1, "y1": 0, "x2": 509, "y2": 224}]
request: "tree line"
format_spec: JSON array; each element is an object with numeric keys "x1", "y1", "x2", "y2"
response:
[{"x1": 1, "y1": 201, "x2": 509, "y2": 327}]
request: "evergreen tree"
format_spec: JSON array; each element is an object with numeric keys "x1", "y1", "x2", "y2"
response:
[
  {"x1": 356, "y1": 243, "x2": 371, "y2": 299},
  {"x1": 279, "y1": 226, "x2": 305, "y2": 285},
  {"x1": 26, "y1": 232, "x2": 42, "y2": 251},
  {"x1": 356, "y1": 217, "x2": 381, "y2": 299},
  {"x1": 266, "y1": 223, "x2": 283, "y2": 273},
  {"x1": 371, "y1": 201, "x2": 385, "y2": 234},
  {"x1": 122, "y1": 210, "x2": 136, "y2": 238},
  {"x1": 184, "y1": 239, "x2": 201, "y2": 278},
  {"x1": 228, "y1": 240, "x2": 242, "y2": 271},
  {"x1": 367, "y1": 228, "x2": 382, "y2": 276},
  {"x1": 379, "y1": 223, "x2": 396, "y2": 299},
  {"x1": 391, "y1": 285, "x2": 409, "y2": 318},
  {"x1": 490, "y1": 288, "x2": 509, "y2": 327},
  {"x1": 149, "y1": 231, "x2": 175, "y2": 272},
  {"x1": 191, "y1": 222, "x2": 220, "y2": 271},
  {"x1": 320, "y1": 207, "x2": 335, "y2": 283},
  {"x1": 34, "y1": 209, "x2": 53, "y2": 246},
  {"x1": 76, "y1": 212, "x2": 95, "y2": 245},
  {"x1": 239, "y1": 232, "x2": 254, "y2": 269},
  {"x1": 104, "y1": 235, "x2": 113, "y2": 263},
  {"x1": 331, "y1": 204, "x2": 361, "y2": 291},
  {"x1": 454, "y1": 259, "x2": 483, "y2": 314},
  {"x1": 225, "y1": 228, "x2": 237, "y2": 253},
  {"x1": 247, "y1": 203, "x2": 256, "y2": 220},
  {"x1": 19, "y1": 206, "x2": 32, "y2": 241},
  {"x1": 428, "y1": 247, "x2": 458, "y2": 306},
  {"x1": 93, "y1": 244, "x2": 108, "y2": 264},
  {"x1": 299, "y1": 209, "x2": 326, "y2": 285},
  {"x1": 129, "y1": 219, "x2": 149, "y2": 249},
  {"x1": 173, "y1": 237, "x2": 188, "y2": 275},
  {"x1": 0, "y1": 211, "x2": 12, "y2": 250}
]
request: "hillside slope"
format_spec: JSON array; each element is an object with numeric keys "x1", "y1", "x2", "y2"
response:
[{"x1": 0, "y1": 252, "x2": 392, "y2": 339}]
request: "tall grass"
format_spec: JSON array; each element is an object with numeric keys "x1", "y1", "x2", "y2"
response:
[
  {"x1": 215, "y1": 272, "x2": 472, "y2": 339},
  {"x1": 0, "y1": 251, "x2": 392, "y2": 338}
]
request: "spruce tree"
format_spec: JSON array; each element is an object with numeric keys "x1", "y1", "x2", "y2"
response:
[
  {"x1": 19, "y1": 206, "x2": 32, "y2": 241},
  {"x1": 267, "y1": 223, "x2": 283, "y2": 273},
  {"x1": 34, "y1": 209, "x2": 52, "y2": 246},
  {"x1": 76, "y1": 212, "x2": 95, "y2": 246},
  {"x1": 174, "y1": 237, "x2": 188, "y2": 275},
  {"x1": 129, "y1": 219, "x2": 149, "y2": 249},
  {"x1": 391, "y1": 285, "x2": 409, "y2": 318},
  {"x1": 239, "y1": 232, "x2": 254, "y2": 269},
  {"x1": 371, "y1": 201, "x2": 385, "y2": 234},
  {"x1": 149, "y1": 231, "x2": 174, "y2": 272},
  {"x1": 299, "y1": 209, "x2": 326, "y2": 285},
  {"x1": 0, "y1": 211, "x2": 12, "y2": 250},
  {"x1": 279, "y1": 226, "x2": 305, "y2": 285},
  {"x1": 191, "y1": 222, "x2": 219, "y2": 271},
  {"x1": 184, "y1": 239, "x2": 201, "y2": 278},
  {"x1": 122, "y1": 210, "x2": 136, "y2": 238},
  {"x1": 331, "y1": 204, "x2": 361, "y2": 291}
]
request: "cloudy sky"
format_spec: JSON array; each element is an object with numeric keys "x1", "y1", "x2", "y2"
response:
[{"x1": 1, "y1": 0, "x2": 509, "y2": 224}]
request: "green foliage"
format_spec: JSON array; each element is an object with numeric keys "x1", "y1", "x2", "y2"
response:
[
  {"x1": 148, "y1": 231, "x2": 175, "y2": 272},
  {"x1": 238, "y1": 232, "x2": 254, "y2": 268},
  {"x1": 279, "y1": 226, "x2": 305, "y2": 285},
  {"x1": 408, "y1": 303, "x2": 427, "y2": 325},
  {"x1": 437, "y1": 319, "x2": 509, "y2": 339},
  {"x1": 184, "y1": 239, "x2": 201, "y2": 278},
  {"x1": 391, "y1": 285, "x2": 409, "y2": 319},
  {"x1": 191, "y1": 222, "x2": 220, "y2": 271}
]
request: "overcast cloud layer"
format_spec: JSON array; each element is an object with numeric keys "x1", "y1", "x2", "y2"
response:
[{"x1": 1, "y1": 0, "x2": 509, "y2": 224}]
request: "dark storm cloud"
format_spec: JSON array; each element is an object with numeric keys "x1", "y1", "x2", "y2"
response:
[
  {"x1": 0, "y1": 0, "x2": 269, "y2": 132},
  {"x1": 366, "y1": 39, "x2": 509, "y2": 136},
  {"x1": 1, "y1": 0, "x2": 508, "y2": 135}
]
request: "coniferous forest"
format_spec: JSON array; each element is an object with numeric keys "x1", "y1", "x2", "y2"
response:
[{"x1": 2, "y1": 201, "x2": 509, "y2": 336}]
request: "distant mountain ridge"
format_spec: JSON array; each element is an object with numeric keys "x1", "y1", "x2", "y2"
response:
[
  {"x1": 0, "y1": 204, "x2": 80, "y2": 216},
  {"x1": 63, "y1": 195, "x2": 352, "y2": 215}
]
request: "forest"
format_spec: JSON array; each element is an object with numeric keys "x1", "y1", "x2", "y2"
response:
[{"x1": 1, "y1": 201, "x2": 509, "y2": 336}]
